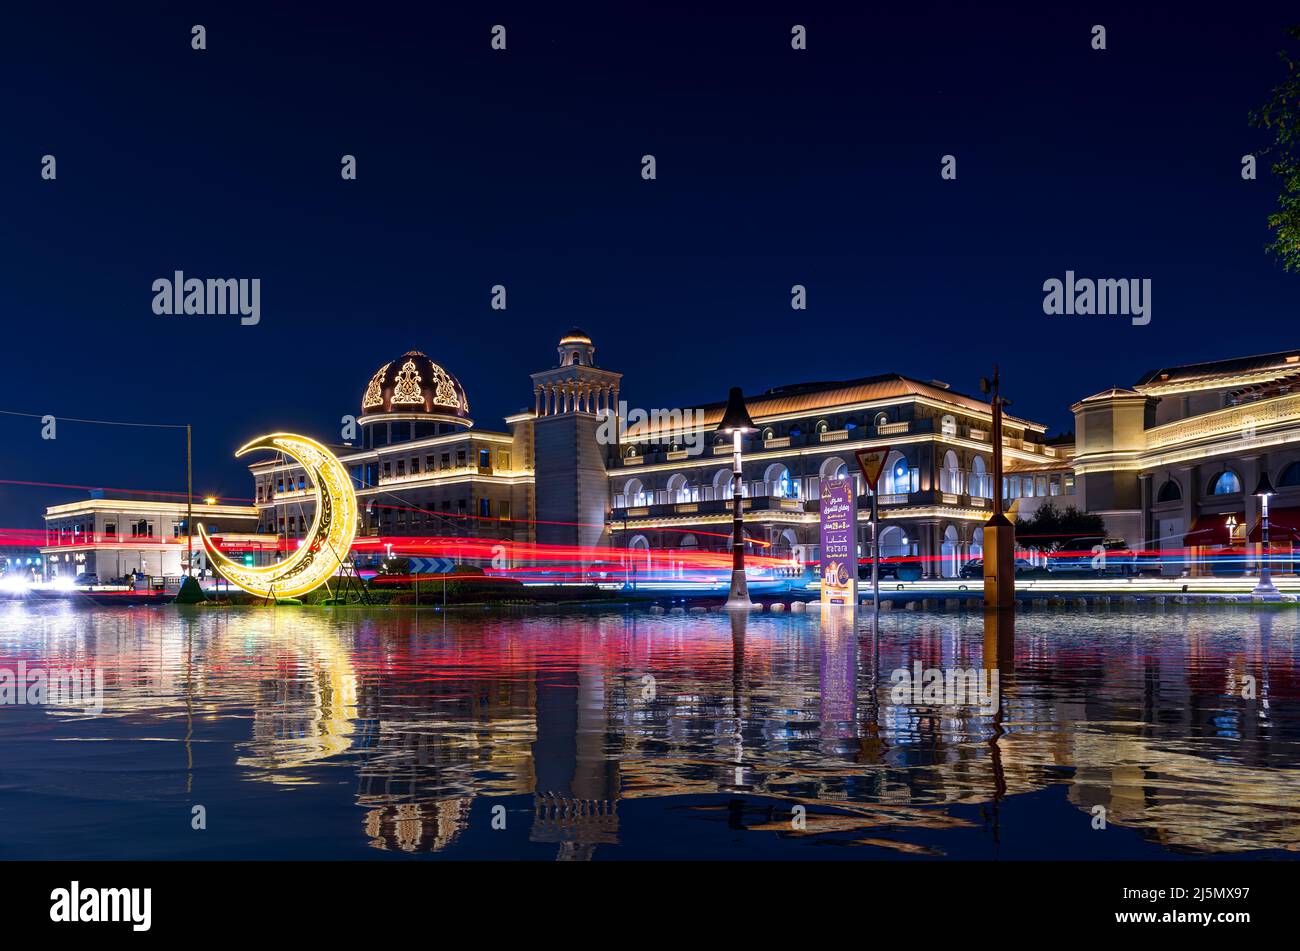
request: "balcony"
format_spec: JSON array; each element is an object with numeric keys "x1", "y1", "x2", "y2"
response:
[{"x1": 876, "y1": 421, "x2": 909, "y2": 436}]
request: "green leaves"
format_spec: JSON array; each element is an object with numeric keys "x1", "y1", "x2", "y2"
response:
[{"x1": 1249, "y1": 26, "x2": 1300, "y2": 273}]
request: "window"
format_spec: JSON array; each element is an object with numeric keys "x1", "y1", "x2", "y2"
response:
[
  {"x1": 396, "y1": 460, "x2": 405, "y2": 477},
  {"x1": 441, "y1": 452, "x2": 451, "y2": 469},
  {"x1": 104, "y1": 522, "x2": 115, "y2": 537},
  {"x1": 297, "y1": 475, "x2": 306, "y2": 490},
  {"x1": 499, "y1": 500, "x2": 511, "y2": 520},
  {"x1": 1279, "y1": 462, "x2": 1300, "y2": 487},
  {"x1": 480, "y1": 498, "x2": 491, "y2": 518},
  {"x1": 1157, "y1": 479, "x2": 1182, "y2": 503},
  {"x1": 277, "y1": 479, "x2": 284, "y2": 493},
  {"x1": 426, "y1": 454, "x2": 436, "y2": 472},
  {"x1": 1209, "y1": 470, "x2": 1242, "y2": 495},
  {"x1": 499, "y1": 450, "x2": 511, "y2": 469},
  {"x1": 383, "y1": 461, "x2": 392, "y2": 478},
  {"x1": 456, "y1": 449, "x2": 467, "y2": 467},
  {"x1": 479, "y1": 448, "x2": 492, "y2": 468},
  {"x1": 410, "y1": 458, "x2": 420, "y2": 474}
]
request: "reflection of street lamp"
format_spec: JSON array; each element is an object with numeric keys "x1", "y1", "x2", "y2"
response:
[
  {"x1": 1253, "y1": 472, "x2": 1280, "y2": 600},
  {"x1": 718, "y1": 387, "x2": 757, "y2": 609}
]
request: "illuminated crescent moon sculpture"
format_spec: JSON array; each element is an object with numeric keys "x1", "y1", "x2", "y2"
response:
[{"x1": 198, "y1": 433, "x2": 358, "y2": 600}]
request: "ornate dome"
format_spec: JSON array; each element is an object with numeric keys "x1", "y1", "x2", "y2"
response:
[{"x1": 360, "y1": 351, "x2": 470, "y2": 419}]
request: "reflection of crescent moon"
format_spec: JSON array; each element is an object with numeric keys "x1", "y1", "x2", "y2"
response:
[{"x1": 198, "y1": 433, "x2": 358, "y2": 600}]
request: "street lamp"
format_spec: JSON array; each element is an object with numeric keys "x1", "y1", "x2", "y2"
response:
[
  {"x1": 1253, "y1": 471, "x2": 1280, "y2": 600},
  {"x1": 718, "y1": 387, "x2": 757, "y2": 609}
]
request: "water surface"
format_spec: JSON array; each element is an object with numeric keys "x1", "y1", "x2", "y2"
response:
[{"x1": 0, "y1": 601, "x2": 1296, "y2": 860}]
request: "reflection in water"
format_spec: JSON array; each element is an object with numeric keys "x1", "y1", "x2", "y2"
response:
[{"x1": 0, "y1": 600, "x2": 1298, "y2": 859}]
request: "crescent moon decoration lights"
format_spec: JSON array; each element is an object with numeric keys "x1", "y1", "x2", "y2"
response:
[{"x1": 198, "y1": 433, "x2": 359, "y2": 600}]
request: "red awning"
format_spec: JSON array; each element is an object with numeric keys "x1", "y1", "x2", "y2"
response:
[
  {"x1": 1185, "y1": 512, "x2": 1244, "y2": 548},
  {"x1": 1248, "y1": 505, "x2": 1300, "y2": 544},
  {"x1": 1185, "y1": 507, "x2": 1300, "y2": 546}
]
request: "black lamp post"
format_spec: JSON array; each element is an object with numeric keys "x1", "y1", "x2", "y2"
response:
[
  {"x1": 1253, "y1": 470, "x2": 1280, "y2": 600},
  {"x1": 718, "y1": 387, "x2": 757, "y2": 609}
]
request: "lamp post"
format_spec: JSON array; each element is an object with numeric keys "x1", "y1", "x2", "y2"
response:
[
  {"x1": 1253, "y1": 471, "x2": 1280, "y2": 600},
  {"x1": 718, "y1": 387, "x2": 757, "y2": 609}
]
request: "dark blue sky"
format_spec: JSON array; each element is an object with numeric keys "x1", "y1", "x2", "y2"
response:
[{"x1": 2, "y1": 1, "x2": 1297, "y2": 526}]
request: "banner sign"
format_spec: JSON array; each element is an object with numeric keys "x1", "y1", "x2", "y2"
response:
[
  {"x1": 819, "y1": 476, "x2": 858, "y2": 605},
  {"x1": 854, "y1": 447, "x2": 891, "y2": 492}
]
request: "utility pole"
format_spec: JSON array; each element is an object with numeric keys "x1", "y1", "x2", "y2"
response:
[
  {"x1": 186, "y1": 424, "x2": 193, "y2": 578},
  {"x1": 981, "y1": 368, "x2": 1015, "y2": 609}
]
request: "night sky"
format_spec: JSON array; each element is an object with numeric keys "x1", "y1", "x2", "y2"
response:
[{"x1": 2, "y1": 1, "x2": 1297, "y2": 528}]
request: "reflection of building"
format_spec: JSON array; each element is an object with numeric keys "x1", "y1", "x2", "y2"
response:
[
  {"x1": 40, "y1": 492, "x2": 261, "y2": 579},
  {"x1": 1072, "y1": 349, "x2": 1300, "y2": 574}
]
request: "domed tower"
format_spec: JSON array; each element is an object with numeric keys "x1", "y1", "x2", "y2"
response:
[
  {"x1": 530, "y1": 331, "x2": 623, "y2": 554},
  {"x1": 358, "y1": 350, "x2": 472, "y2": 448},
  {"x1": 557, "y1": 328, "x2": 597, "y2": 368}
]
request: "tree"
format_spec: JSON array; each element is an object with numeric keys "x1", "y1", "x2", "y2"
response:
[
  {"x1": 1250, "y1": 26, "x2": 1300, "y2": 272},
  {"x1": 1015, "y1": 502, "x2": 1106, "y2": 553}
]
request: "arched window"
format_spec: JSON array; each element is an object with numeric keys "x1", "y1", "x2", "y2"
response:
[
  {"x1": 623, "y1": 478, "x2": 647, "y2": 506},
  {"x1": 666, "y1": 473, "x2": 693, "y2": 503},
  {"x1": 1157, "y1": 479, "x2": 1182, "y2": 503},
  {"x1": 1279, "y1": 462, "x2": 1300, "y2": 487},
  {"x1": 941, "y1": 525, "x2": 960, "y2": 578},
  {"x1": 1209, "y1": 470, "x2": 1242, "y2": 495},
  {"x1": 882, "y1": 451, "x2": 914, "y2": 495},
  {"x1": 816, "y1": 419, "x2": 830, "y2": 434},
  {"x1": 762, "y1": 427, "x2": 775, "y2": 441},
  {"x1": 971, "y1": 457, "x2": 990, "y2": 498},
  {"x1": 819, "y1": 456, "x2": 849, "y2": 481},
  {"x1": 764, "y1": 463, "x2": 795, "y2": 498},
  {"x1": 940, "y1": 450, "x2": 960, "y2": 493},
  {"x1": 873, "y1": 412, "x2": 889, "y2": 429}
]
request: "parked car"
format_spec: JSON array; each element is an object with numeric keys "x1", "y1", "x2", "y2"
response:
[
  {"x1": 73, "y1": 572, "x2": 100, "y2": 587},
  {"x1": 858, "y1": 559, "x2": 921, "y2": 582},
  {"x1": 958, "y1": 558, "x2": 1036, "y2": 579},
  {"x1": 1047, "y1": 537, "x2": 1137, "y2": 576}
]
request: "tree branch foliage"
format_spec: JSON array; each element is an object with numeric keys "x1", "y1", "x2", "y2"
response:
[
  {"x1": 1249, "y1": 26, "x2": 1300, "y2": 272},
  {"x1": 1014, "y1": 502, "x2": 1106, "y2": 553}
]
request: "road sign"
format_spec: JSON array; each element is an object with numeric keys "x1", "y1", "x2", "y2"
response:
[
  {"x1": 408, "y1": 556, "x2": 455, "y2": 575},
  {"x1": 854, "y1": 446, "x2": 891, "y2": 492},
  {"x1": 853, "y1": 446, "x2": 890, "y2": 617}
]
